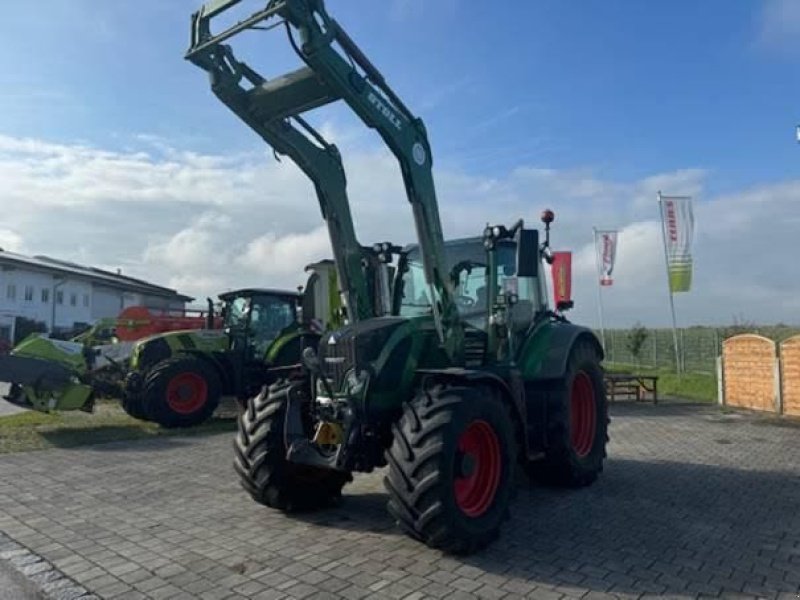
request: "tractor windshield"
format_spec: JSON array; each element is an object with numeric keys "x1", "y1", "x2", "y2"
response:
[
  {"x1": 249, "y1": 295, "x2": 296, "y2": 339},
  {"x1": 399, "y1": 239, "x2": 544, "y2": 321}
]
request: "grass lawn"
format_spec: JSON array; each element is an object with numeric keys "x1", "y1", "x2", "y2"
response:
[
  {"x1": 604, "y1": 362, "x2": 718, "y2": 403},
  {"x1": 0, "y1": 399, "x2": 236, "y2": 454}
]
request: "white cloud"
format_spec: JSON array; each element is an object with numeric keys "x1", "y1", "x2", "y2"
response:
[
  {"x1": 238, "y1": 227, "x2": 331, "y2": 277},
  {"x1": 0, "y1": 132, "x2": 797, "y2": 328},
  {"x1": 0, "y1": 228, "x2": 23, "y2": 253}
]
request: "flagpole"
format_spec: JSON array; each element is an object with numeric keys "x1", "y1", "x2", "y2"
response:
[
  {"x1": 592, "y1": 227, "x2": 607, "y2": 356},
  {"x1": 657, "y1": 191, "x2": 682, "y2": 375}
]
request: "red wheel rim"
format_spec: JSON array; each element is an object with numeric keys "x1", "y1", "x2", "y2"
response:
[
  {"x1": 570, "y1": 371, "x2": 596, "y2": 457},
  {"x1": 454, "y1": 420, "x2": 502, "y2": 518},
  {"x1": 166, "y1": 372, "x2": 207, "y2": 415}
]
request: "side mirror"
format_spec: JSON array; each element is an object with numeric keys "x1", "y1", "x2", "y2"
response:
[{"x1": 516, "y1": 229, "x2": 539, "y2": 278}]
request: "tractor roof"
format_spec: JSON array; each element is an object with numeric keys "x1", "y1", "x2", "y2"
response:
[
  {"x1": 218, "y1": 288, "x2": 300, "y2": 302},
  {"x1": 402, "y1": 236, "x2": 516, "y2": 263}
]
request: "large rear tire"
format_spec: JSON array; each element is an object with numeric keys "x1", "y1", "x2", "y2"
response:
[
  {"x1": 141, "y1": 357, "x2": 221, "y2": 428},
  {"x1": 233, "y1": 379, "x2": 351, "y2": 511},
  {"x1": 526, "y1": 338, "x2": 609, "y2": 487},
  {"x1": 384, "y1": 384, "x2": 516, "y2": 554}
]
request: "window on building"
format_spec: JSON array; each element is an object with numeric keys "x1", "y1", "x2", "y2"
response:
[
  {"x1": 41, "y1": 288, "x2": 50, "y2": 303},
  {"x1": 6, "y1": 284, "x2": 16, "y2": 301},
  {"x1": 24, "y1": 286, "x2": 33, "y2": 302},
  {"x1": 56, "y1": 290, "x2": 64, "y2": 305},
  {"x1": 70, "y1": 293, "x2": 77, "y2": 306},
  {"x1": 83, "y1": 294, "x2": 89, "y2": 307}
]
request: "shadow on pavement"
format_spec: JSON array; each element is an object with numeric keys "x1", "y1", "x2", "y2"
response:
[
  {"x1": 38, "y1": 420, "x2": 236, "y2": 451},
  {"x1": 294, "y1": 457, "x2": 800, "y2": 597}
]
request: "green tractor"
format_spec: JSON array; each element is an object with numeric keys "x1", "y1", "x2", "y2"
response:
[
  {"x1": 187, "y1": 0, "x2": 608, "y2": 554},
  {"x1": 122, "y1": 260, "x2": 341, "y2": 428}
]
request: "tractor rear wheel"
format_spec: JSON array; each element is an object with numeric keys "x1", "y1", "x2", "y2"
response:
[
  {"x1": 234, "y1": 379, "x2": 351, "y2": 511},
  {"x1": 384, "y1": 384, "x2": 516, "y2": 554},
  {"x1": 141, "y1": 357, "x2": 221, "y2": 428},
  {"x1": 527, "y1": 338, "x2": 608, "y2": 487}
]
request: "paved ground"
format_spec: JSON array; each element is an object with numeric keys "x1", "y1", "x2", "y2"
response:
[
  {"x1": 0, "y1": 382, "x2": 28, "y2": 416},
  {"x1": 0, "y1": 402, "x2": 799, "y2": 600},
  {"x1": 0, "y1": 557, "x2": 44, "y2": 600}
]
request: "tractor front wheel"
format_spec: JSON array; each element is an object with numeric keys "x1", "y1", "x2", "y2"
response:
[
  {"x1": 121, "y1": 372, "x2": 150, "y2": 421},
  {"x1": 234, "y1": 379, "x2": 351, "y2": 511},
  {"x1": 526, "y1": 338, "x2": 608, "y2": 487},
  {"x1": 141, "y1": 357, "x2": 221, "y2": 428},
  {"x1": 122, "y1": 396, "x2": 149, "y2": 421},
  {"x1": 384, "y1": 384, "x2": 516, "y2": 554}
]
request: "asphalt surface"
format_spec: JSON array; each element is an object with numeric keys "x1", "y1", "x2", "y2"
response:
[{"x1": 0, "y1": 401, "x2": 799, "y2": 599}]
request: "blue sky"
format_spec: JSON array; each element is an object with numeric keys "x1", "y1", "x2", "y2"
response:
[
  {"x1": 1, "y1": 0, "x2": 799, "y2": 327},
  {"x1": 3, "y1": 1, "x2": 797, "y2": 184}
]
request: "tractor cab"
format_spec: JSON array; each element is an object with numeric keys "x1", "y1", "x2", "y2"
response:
[
  {"x1": 396, "y1": 212, "x2": 560, "y2": 366},
  {"x1": 219, "y1": 288, "x2": 301, "y2": 364}
]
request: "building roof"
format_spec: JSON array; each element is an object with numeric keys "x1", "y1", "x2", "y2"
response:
[{"x1": 0, "y1": 249, "x2": 193, "y2": 302}]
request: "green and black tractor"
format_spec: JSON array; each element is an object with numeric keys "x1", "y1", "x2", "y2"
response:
[
  {"x1": 187, "y1": 0, "x2": 608, "y2": 554},
  {"x1": 121, "y1": 260, "x2": 341, "y2": 428}
]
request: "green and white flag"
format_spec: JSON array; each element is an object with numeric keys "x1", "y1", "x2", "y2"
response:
[{"x1": 659, "y1": 195, "x2": 695, "y2": 293}]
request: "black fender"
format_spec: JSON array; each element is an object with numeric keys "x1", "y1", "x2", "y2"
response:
[
  {"x1": 521, "y1": 322, "x2": 604, "y2": 457},
  {"x1": 134, "y1": 337, "x2": 172, "y2": 373},
  {"x1": 532, "y1": 322, "x2": 604, "y2": 382}
]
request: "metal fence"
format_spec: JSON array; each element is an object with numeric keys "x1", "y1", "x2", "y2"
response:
[{"x1": 595, "y1": 326, "x2": 800, "y2": 374}]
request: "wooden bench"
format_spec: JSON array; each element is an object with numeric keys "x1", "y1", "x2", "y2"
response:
[{"x1": 604, "y1": 373, "x2": 658, "y2": 404}]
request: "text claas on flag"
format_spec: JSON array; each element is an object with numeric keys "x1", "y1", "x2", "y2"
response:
[{"x1": 659, "y1": 196, "x2": 695, "y2": 293}]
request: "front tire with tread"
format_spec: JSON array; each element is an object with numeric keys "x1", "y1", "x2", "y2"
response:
[
  {"x1": 384, "y1": 384, "x2": 516, "y2": 555},
  {"x1": 234, "y1": 379, "x2": 351, "y2": 511}
]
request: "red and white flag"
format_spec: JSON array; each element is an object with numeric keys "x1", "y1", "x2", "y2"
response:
[{"x1": 594, "y1": 229, "x2": 618, "y2": 286}]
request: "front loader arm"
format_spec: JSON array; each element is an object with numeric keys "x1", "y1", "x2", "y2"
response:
[
  {"x1": 186, "y1": 0, "x2": 462, "y2": 360},
  {"x1": 187, "y1": 39, "x2": 374, "y2": 323}
]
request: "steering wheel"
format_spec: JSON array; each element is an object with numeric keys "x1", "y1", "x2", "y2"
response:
[{"x1": 455, "y1": 295, "x2": 475, "y2": 308}]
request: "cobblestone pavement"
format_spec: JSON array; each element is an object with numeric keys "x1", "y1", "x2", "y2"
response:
[{"x1": 0, "y1": 402, "x2": 799, "y2": 600}]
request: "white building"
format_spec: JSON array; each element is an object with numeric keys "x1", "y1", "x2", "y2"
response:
[{"x1": 0, "y1": 249, "x2": 193, "y2": 344}]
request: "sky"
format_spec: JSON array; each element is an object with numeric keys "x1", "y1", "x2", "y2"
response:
[{"x1": 0, "y1": 0, "x2": 799, "y2": 328}]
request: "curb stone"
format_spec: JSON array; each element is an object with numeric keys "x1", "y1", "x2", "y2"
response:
[{"x1": 0, "y1": 532, "x2": 100, "y2": 600}]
